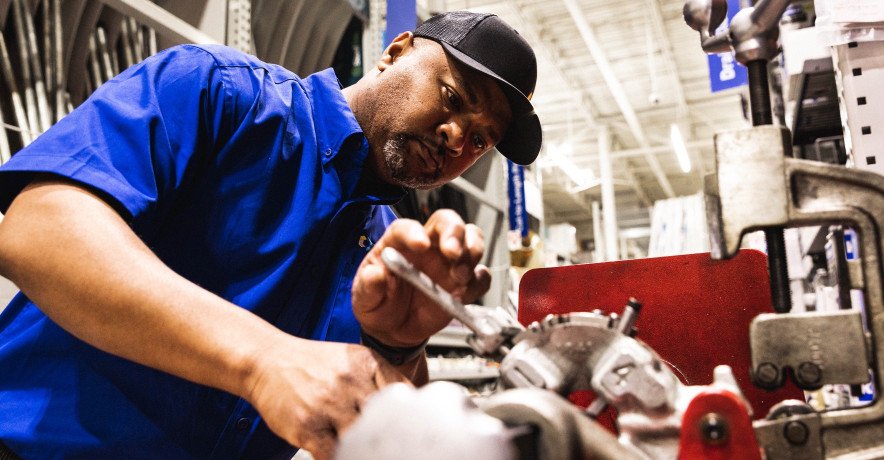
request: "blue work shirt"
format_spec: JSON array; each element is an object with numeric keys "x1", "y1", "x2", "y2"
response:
[{"x1": 0, "y1": 44, "x2": 403, "y2": 459}]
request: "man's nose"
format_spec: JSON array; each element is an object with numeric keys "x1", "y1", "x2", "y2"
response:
[{"x1": 437, "y1": 120, "x2": 466, "y2": 157}]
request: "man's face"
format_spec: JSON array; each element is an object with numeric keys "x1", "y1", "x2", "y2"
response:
[{"x1": 360, "y1": 37, "x2": 513, "y2": 189}]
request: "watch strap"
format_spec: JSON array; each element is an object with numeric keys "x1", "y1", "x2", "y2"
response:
[{"x1": 360, "y1": 330, "x2": 428, "y2": 366}]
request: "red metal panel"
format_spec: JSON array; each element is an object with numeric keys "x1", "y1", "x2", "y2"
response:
[{"x1": 518, "y1": 250, "x2": 803, "y2": 421}]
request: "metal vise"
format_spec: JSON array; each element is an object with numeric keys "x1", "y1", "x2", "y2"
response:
[{"x1": 705, "y1": 123, "x2": 884, "y2": 458}]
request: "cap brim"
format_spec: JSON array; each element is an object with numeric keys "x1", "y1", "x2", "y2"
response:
[{"x1": 439, "y1": 42, "x2": 542, "y2": 165}]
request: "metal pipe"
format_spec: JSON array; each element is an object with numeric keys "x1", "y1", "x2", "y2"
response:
[
  {"x1": 109, "y1": 41, "x2": 120, "y2": 77},
  {"x1": 132, "y1": 18, "x2": 144, "y2": 62},
  {"x1": 0, "y1": 28, "x2": 32, "y2": 145},
  {"x1": 120, "y1": 19, "x2": 134, "y2": 68},
  {"x1": 599, "y1": 125, "x2": 619, "y2": 261},
  {"x1": 87, "y1": 34, "x2": 103, "y2": 90},
  {"x1": 592, "y1": 201, "x2": 605, "y2": 262},
  {"x1": 95, "y1": 27, "x2": 114, "y2": 81},
  {"x1": 0, "y1": 100, "x2": 11, "y2": 163},
  {"x1": 11, "y1": 0, "x2": 40, "y2": 137},
  {"x1": 750, "y1": 0, "x2": 792, "y2": 32},
  {"x1": 20, "y1": 0, "x2": 53, "y2": 132},
  {"x1": 700, "y1": 31, "x2": 732, "y2": 53},
  {"x1": 147, "y1": 26, "x2": 157, "y2": 56},
  {"x1": 52, "y1": 0, "x2": 64, "y2": 120},
  {"x1": 42, "y1": 0, "x2": 52, "y2": 102},
  {"x1": 99, "y1": 0, "x2": 218, "y2": 46}
]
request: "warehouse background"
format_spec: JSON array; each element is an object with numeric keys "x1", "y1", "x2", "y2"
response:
[{"x1": 0, "y1": 0, "x2": 866, "y2": 315}]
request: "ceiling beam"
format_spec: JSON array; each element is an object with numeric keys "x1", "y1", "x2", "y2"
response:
[
  {"x1": 620, "y1": 161, "x2": 652, "y2": 207},
  {"x1": 484, "y1": 1, "x2": 600, "y2": 124},
  {"x1": 610, "y1": 138, "x2": 713, "y2": 159},
  {"x1": 562, "y1": 0, "x2": 675, "y2": 199},
  {"x1": 593, "y1": 93, "x2": 742, "y2": 123},
  {"x1": 645, "y1": 0, "x2": 708, "y2": 181},
  {"x1": 544, "y1": 138, "x2": 712, "y2": 165},
  {"x1": 100, "y1": 0, "x2": 218, "y2": 45},
  {"x1": 645, "y1": 0, "x2": 688, "y2": 115}
]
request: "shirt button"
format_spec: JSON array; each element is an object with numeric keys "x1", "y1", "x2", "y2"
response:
[
  {"x1": 324, "y1": 148, "x2": 333, "y2": 156},
  {"x1": 236, "y1": 417, "x2": 251, "y2": 431}
]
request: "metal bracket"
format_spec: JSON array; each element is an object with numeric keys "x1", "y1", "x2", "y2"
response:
[
  {"x1": 750, "y1": 310, "x2": 870, "y2": 390},
  {"x1": 754, "y1": 411, "x2": 823, "y2": 460},
  {"x1": 848, "y1": 258, "x2": 865, "y2": 290},
  {"x1": 707, "y1": 125, "x2": 792, "y2": 259}
]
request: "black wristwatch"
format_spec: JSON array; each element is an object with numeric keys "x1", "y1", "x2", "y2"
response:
[{"x1": 360, "y1": 330, "x2": 428, "y2": 366}]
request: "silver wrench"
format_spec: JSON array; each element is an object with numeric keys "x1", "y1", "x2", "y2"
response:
[{"x1": 379, "y1": 247, "x2": 522, "y2": 356}]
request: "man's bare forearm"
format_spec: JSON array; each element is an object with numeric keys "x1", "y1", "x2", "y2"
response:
[{"x1": 0, "y1": 179, "x2": 286, "y2": 399}]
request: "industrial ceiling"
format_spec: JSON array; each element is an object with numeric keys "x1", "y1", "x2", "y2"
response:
[
  {"x1": 0, "y1": 0, "x2": 752, "y2": 256},
  {"x1": 437, "y1": 0, "x2": 751, "y2": 252}
]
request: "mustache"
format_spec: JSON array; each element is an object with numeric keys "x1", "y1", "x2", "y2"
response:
[{"x1": 396, "y1": 134, "x2": 444, "y2": 158}]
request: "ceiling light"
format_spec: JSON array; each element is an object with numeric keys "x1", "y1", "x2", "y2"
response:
[
  {"x1": 548, "y1": 142, "x2": 595, "y2": 190},
  {"x1": 670, "y1": 124, "x2": 692, "y2": 174}
]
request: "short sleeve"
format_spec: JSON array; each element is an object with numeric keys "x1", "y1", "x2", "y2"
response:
[{"x1": 0, "y1": 45, "x2": 233, "y2": 220}]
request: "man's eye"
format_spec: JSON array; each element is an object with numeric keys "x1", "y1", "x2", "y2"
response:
[
  {"x1": 447, "y1": 89, "x2": 462, "y2": 109},
  {"x1": 473, "y1": 134, "x2": 486, "y2": 150}
]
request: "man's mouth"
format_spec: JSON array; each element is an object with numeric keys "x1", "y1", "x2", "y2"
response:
[{"x1": 413, "y1": 138, "x2": 441, "y2": 173}]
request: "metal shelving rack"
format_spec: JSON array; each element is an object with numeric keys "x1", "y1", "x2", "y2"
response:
[
  {"x1": 0, "y1": 0, "x2": 366, "y2": 165},
  {"x1": 426, "y1": 324, "x2": 500, "y2": 385},
  {"x1": 833, "y1": 39, "x2": 884, "y2": 176},
  {"x1": 0, "y1": 0, "x2": 221, "y2": 161}
]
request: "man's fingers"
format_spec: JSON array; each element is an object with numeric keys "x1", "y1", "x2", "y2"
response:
[
  {"x1": 463, "y1": 224, "x2": 485, "y2": 265},
  {"x1": 381, "y1": 219, "x2": 431, "y2": 253},
  {"x1": 461, "y1": 264, "x2": 492, "y2": 304},
  {"x1": 351, "y1": 263, "x2": 390, "y2": 314},
  {"x1": 447, "y1": 223, "x2": 485, "y2": 285},
  {"x1": 426, "y1": 209, "x2": 466, "y2": 260}
]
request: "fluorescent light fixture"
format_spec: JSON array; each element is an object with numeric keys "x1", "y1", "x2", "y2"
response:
[
  {"x1": 547, "y1": 142, "x2": 595, "y2": 190},
  {"x1": 670, "y1": 124, "x2": 692, "y2": 173}
]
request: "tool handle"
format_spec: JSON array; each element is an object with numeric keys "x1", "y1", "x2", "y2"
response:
[{"x1": 380, "y1": 247, "x2": 491, "y2": 337}]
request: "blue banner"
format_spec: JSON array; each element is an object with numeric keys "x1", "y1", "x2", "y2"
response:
[
  {"x1": 707, "y1": 0, "x2": 748, "y2": 92},
  {"x1": 507, "y1": 160, "x2": 528, "y2": 237},
  {"x1": 385, "y1": 0, "x2": 416, "y2": 46}
]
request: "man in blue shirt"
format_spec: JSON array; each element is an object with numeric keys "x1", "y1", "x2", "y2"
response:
[{"x1": 0, "y1": 11, "x2": 540, "y2": 459}]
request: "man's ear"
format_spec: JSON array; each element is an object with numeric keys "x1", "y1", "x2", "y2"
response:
[{"x1": 377, "y1": 31, "x2": 414, "y2": 72}]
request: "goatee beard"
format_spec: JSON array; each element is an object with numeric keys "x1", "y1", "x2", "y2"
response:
[{"x1": 382, "y1": 134, "x2": 440, "y2": 189}]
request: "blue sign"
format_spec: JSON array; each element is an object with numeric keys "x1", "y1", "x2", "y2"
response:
[
  {"x1": 385, "y1": 0, "x2": 416, "y2": 46},
  {"x1": 844, "y1": 228, "x2": 858, "y2": 260},
  {"x1": 507, "y1": 160, "x2": 528, "y2": 237},
  {"x1": 707, "y1": 0, "x2": 749, "y2": 92}
]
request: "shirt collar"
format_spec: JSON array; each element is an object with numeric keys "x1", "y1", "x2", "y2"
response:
[
  {"x1": 302, "y1": 69, "x2": 363, "y2": 162},
  {"x1": 302, "y1": 69, "x2": 406, "y2": 204}
]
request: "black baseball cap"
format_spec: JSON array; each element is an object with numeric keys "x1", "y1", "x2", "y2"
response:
[{"x1": 414, "y1": 11, "x2": 542, "y2": 165}]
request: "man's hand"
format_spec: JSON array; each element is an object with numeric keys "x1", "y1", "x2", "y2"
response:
[
  {"x1": 351, "y1": 209, "x2": 491, "y2": 348},
  {"x1": 244, "y1": 336, "x2": 409, "y2": 460}
]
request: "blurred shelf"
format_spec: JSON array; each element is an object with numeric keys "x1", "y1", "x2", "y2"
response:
[
  {"x1": 427, "y1": 325, "x2": 473, "y2": 349},
  {"x1": 428, "y1": 367, "x2": 499, "y2": 382}
]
